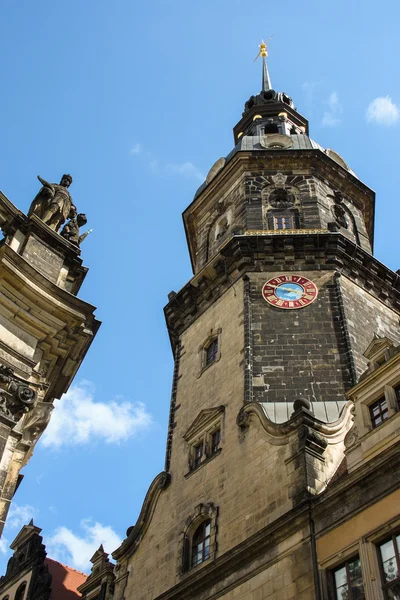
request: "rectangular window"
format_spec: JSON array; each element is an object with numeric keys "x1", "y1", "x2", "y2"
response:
[
  {"x1": 273, "y1": 215, "x2": 294, "y2": 230},
  {"x1": 193, "y1": 443, "x2": 203, "y2": 469},
  {"x1": 211, "y1": 429, "x2": 221, "y2": 454},
  {"x1": 205, "y1": 339, "x2": 218, "y2": 366},
  {"x1": 379, "y1": 534, "x2": 400, "y2": 598},
  {"x1": 332, "y1": 556, "x2": 365, "y2": 600},
  {"x1": 369, "y1": 397, "x2": 389, "y2": 428}
]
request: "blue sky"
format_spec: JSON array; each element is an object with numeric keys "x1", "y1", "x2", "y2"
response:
[{"x1": 0, "y1": 0, "x2": 399, "y2": 572}]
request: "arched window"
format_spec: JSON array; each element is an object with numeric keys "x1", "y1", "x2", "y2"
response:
[
  {"x1": 191, "y1": 520, "x2": 211, "y2": 568},
  {"x1": 15, "y1": 582, "x2": 27, "y2": 600},
  {"x1": 180, "y1": 503, "x2": 218, "y2": 573},
  {"x1": 198, "y1": 329, "x2": 222, "y2": 376}
]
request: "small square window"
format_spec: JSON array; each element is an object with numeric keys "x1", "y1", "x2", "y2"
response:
[
  {"x1": 369, "y1": 397, "x2": 389, "y2": 428},
  {"x1": 211, "y1": 429, "x2": 221, "y2": 454},
  {"x1": 331, "y1": 556, "x2": 365, "y2": 600}
]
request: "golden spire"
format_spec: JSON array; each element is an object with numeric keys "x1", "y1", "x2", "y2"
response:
[{"x1": 254, "y1": 38, "x2": 272, "y2": 92}]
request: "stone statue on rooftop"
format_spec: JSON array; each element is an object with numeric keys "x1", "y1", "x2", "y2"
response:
[
  {"x1": 28, "y1": 174, "x2": 74, "y2": 232},
  {"x1": 61, "y1": 213, "x2": 92, "y2": 246}
]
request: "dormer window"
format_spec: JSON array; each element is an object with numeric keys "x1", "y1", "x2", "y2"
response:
[
  {"x1": 369, "y1": 397, "x2": 389, "y2": 428},
  {"x1": 183, "y1": 406, "x2": 224, "y2": 476}
]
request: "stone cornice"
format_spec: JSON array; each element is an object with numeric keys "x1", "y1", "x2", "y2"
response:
[
  {"x1": 0, "y1": 244, "x2": 97, "y2": 316},
  {"x1": 164, "y1": 232, "x2": 400, "y2": 351},
  {"x1": 237, "y1": 401, "x2": 353, "y2": 445},
  {"x1": 112, "y1": 471, "x2": 171, "y2": 561}
]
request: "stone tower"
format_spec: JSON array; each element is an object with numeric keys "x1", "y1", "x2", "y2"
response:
[
  {"x1": 111, "y1": 46, "x2": 400, "y2": 600},
  {"x1": 0, "y1": 175, "x2": 99, "y2": 536}
]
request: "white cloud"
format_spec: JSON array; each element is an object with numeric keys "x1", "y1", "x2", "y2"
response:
[
  {"x1": 322, "y1": 91, "x2": 342, "y2": 127},
  {"x1": 130, "y1": 143, "x2": 142, "y2": 154},
  {"x1": 165, "y1": 161, "x2": 205, "y2": 182},
  {"x1": 0, "y1": 503, "x2": 38, "y2": 555},
  {"x1": 46, "y1": 519, "x2": 122, "y2": 571},
  {"x1": 0, "y1": 537, "x2": 9, "y2": 555},
  {"x1": 41, "y1": 382, "x2": 152, "y2": 448},
  {"x1": 7, "y1": 503, "x2": 37, "y2": 529},
  {"x1": 367, "y1": 96, "x2": 399, "y2": 125}
]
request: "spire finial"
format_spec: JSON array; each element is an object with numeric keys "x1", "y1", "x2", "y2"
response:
[{"x1": 254, "y1": 37, "x2": 272, "y2": 92}]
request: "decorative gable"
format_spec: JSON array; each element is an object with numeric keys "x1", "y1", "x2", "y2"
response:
[
  {"x1": 183, "y1": 406, "x2": 225, "y2": 443},
  {"x1": 363, "y1": 334, "x2": 394, "y2": 363}
]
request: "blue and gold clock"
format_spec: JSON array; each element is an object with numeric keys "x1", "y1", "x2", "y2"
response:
[{"x1": 262, "y1": 275, "x2": 318, "y2": 309}]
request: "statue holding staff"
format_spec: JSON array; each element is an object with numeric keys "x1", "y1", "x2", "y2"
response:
[{"x1": 28, "y1": 174, "x2": 74, "y2": 232}]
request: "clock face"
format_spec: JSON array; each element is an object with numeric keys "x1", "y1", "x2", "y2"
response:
[{"x1": 262, "y1": 275, "x2": 318, "y2": 309}]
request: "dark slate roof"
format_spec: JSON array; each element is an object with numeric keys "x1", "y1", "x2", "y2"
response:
[{"x1": 193, "y1": 134, "x2": 358, "y2": 200}]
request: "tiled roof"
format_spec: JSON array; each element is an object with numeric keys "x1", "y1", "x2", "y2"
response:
[{"x1": 45, "y1": 558, "x2": 87, "y2": 600}]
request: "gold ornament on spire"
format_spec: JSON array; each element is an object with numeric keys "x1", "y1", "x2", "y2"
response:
[{"x1": 254, "y1": 37, "x2": 272, "y2": 62}]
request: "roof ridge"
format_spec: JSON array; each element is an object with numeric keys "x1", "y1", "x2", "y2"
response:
[{"x1": 44, "y1": 557, "x2": 88, "y2": 577}]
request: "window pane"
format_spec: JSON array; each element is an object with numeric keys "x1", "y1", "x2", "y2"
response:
[
  {"x1": 381, "y1": 540, "x2": 396, "y2": 563},
  {"x1": 333, "y1": 558, "x2": 365, "y2": 600},
  {"x1": 336, "y1": 583, "x2": 349, "y2": 599},
  {"x1": 334, "y1": 566, "x2": 347, "y2": 589},
  {"x1": 349, "y1": 557, "x2": 363, "y2": 591},
  {"x1": 206, "y1": 339, "x2": 218, "y2": 365},
  {"x1": 370, "y1": 397, "x2": 389, "y2": 428},
  {"x1": 191, "y1": 521, "x2": 211, "y2": 568}
]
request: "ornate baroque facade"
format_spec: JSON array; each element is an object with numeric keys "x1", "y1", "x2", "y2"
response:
[{"x1": 0, "y1": 176, "x2": 99, "y2": 538}]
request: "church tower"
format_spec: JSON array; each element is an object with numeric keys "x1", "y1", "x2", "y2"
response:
[
  {"x1": 111, "y1": 44, "x2": 400, "y2": 600},
  {"x1": 0, "y1": 175, "x2": 99, "y2": 537}
]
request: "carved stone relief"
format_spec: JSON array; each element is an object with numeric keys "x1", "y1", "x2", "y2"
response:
[{"x1": 0, "y1": 364, "x2": 37, "y2": 423}]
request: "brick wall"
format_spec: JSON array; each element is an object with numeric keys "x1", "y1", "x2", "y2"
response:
[
  {"x1": 340, "y1": 276, "x2": 400, "y2": 377},
  {"x1": 250, "y1": 270, "x2": 353, "y2": 405}
]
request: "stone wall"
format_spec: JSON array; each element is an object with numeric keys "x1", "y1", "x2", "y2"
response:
[{"x1": 121, "y1": 281, "x2": 314, "y2": 599}]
